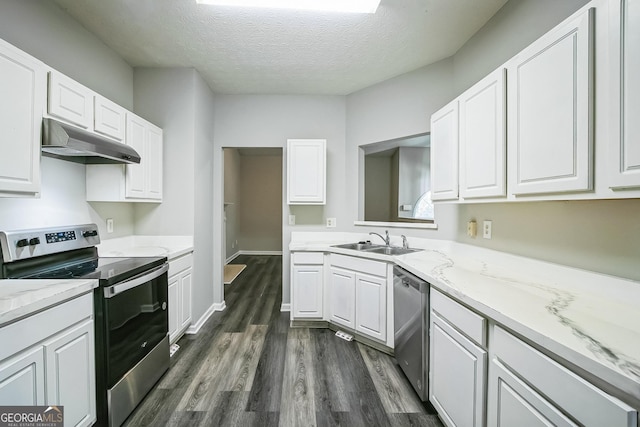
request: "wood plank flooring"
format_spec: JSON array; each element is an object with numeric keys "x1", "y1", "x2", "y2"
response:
[{"x1": 124, "y1": 255, "x2": 443, "y2": 427}]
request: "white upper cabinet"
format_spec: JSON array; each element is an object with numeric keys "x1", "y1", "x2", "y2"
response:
[
  {"x1": 287, "y1": 139, "x2": 326, "y2": 205},
  {"x1": 609, "y1": 0, "x2": 640, "y2": 188},
  {"x1": 459, "y1": 68, "x2": 507, "y2": 199},
  {"x1": 94, "y1": 95, "x2": 126, "y2": 141},
  {"x1": 430, "y1": 100, "x2": 459, "y2": 201},
  {"x1": 0, "y1": 39, "x2": 45, "y2": 197},
  {"x1": 47, "y1": 70, "x2": 93, "y2": 129},
  {"x1": 507, "y1": 8, "x2": 595, "y2": 195}
]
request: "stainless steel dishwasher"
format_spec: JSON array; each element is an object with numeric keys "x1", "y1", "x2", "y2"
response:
[{"x1": 394, "y1": 265, "x2": 429, "y2": 401}]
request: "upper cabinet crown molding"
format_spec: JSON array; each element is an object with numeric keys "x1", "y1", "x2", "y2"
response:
[
  {"x1": 47, "y1": 70, "x2": 93, "y2": 129},
  {"x1": 609, "y1": 0, "x2": 640, "y2": 189},
  {"x1": 0, "y1": 39, "x2": 45, "y2": 197},
  {"x1": 287, "y1": 139, "x2": 326, "y2": 205},
  {"x1": 430, "y1": 99, "x2": 459, "y2": 201},
  {"x1": 459, "y1": 67, "x2": 507, "y2": 199}
]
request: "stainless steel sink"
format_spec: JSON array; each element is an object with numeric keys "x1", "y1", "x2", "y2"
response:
[
  {"x1": 332, "y1": 242, "x2": 422, "y2": 256},
  {"x1": 332, "y1": 242, "x2": 383, "y2": 251},
  {"x1": 365, "y1": 246, "x2": 422, "y2": 256}
]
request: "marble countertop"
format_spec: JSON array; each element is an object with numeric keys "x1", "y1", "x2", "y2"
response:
[
  {"x1": 0, "y1": 279, "x2": 98, "y2": 327},
  {"x1": 290, "y1": 232, "x2": 640, "y2": 405},
  {"x1": 97, "y1": 235, "x2": 194, "y2": 260}
]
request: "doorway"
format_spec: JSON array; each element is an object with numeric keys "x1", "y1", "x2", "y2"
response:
[{"x1": 222, "y1": 147, "x2": 283, "y2": 288}]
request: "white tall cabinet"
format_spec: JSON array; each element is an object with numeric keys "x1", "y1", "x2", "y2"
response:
[
  {"x1": 609, "y1": 0, "x2": 640, "y2": 188},
  {"x1": 507, "y1": 8, "x2": 594, "y2": 195},
  {"x1": 287, "y1": 139, "x2": 326, "y2": 205},
  {"x1": 0, "y1": 39, "x2": 45, "y2": 197}
]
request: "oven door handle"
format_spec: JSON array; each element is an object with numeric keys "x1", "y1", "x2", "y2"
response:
[{"x1": 104, "y1": 263, "x2": 169, "y2": 298}]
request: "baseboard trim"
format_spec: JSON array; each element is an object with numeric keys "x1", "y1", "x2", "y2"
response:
[
  {"x1": 238, "y1": 250, "x2": 283, "y2": 256},
  {"x1": 226, "y1": 252, "x2": 241, "y2": 264},
  {"x1": 186, "y1": 301, "x2": 226, "y2": 335},
  {"x1": 280, "y1": 303, "x2": 291, "y2": 312}
]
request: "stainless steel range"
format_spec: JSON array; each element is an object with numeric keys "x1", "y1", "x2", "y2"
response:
[{"x1": 0, "y1": 223, "x2": 170, "y2": 427}]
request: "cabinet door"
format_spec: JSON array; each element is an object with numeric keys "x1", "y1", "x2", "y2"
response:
[
  {"x1": 609, "y1": 0, "x2": 640, "y2": 188},
  {"x1": 287, "y1": 139, "x2": 326, "y2": 204},
  {"x1": 44, "y1": 320, "x2": 96, "y2": 427},
  {"x1": 355, "y1": 272, "x2": 386, "y2": 341},
  {"x1": 488, "y1": 357, "x2": 578, "y2": 427},
  {"x1": 459, "y1": 68, "x2": 507, "y2": 199},
  {"x1": 507, "y1": 8, "x2": 594, "y2": 195},
  {"x1": 430, "y1": 100, "x2": 459, "y2": 201},
  {"x1": 329, "y1": 267, "x2": 356, "y2": 329},
  {"x1": 47, "y1": 71, "x2": 93, "y2": 129},
  {"x1": 0, "y1": 346, "x2": 45, "y2": 405},
  {"x1": 292, "y1": 265, "x2": 324, "y2": 319},
  {"x1": 168, "y1": 275, "x2": 180, "y2": 344},
  {"x1": 125, "y1": 114, "x2": 147, "y2": 199},
  {"x1": 430, "y1": 312, "x2": 486, "y2": 427},
  {"x1": 180, "y1": 270, "x2": 192, "y2": 330},
  {"x1": 0, "y1": 40, "x2": 44, "y2": 196},
  {"x1": 146, "y1": 124, "x2": 163, "y2": 200},
  {"x1": 94, "y1": 95, "x2": 126, "y2": 141}
]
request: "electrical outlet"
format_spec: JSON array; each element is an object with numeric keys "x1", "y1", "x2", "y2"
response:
[
  {"x1": 483, "y1": 220, "x2": 492, "y2": 239},
  {"x1": 326, "y1": 218, "x2": 336, "y2": 228},
  {"x1": 106, "y1": 218, "x2": 114, "y2": 234},
  {"x1": 467, "y1": 220, "x2": 477, "y2": 238},
  {"x1": 288, "y1": 215, "x2": 296, "y2": 225}
]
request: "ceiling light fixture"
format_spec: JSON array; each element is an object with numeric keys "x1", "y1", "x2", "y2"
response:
[{"x1": 196, "y1": 0, "x2": 381, "y2": 14}]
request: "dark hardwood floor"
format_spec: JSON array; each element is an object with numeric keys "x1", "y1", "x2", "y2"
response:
[{"x1": 124, "y1": 255, "x2": 443, "y2": 426}]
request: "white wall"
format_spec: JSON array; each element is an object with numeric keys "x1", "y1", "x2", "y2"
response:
[
  {"x1": 213, "y1": 95, "x2": 347, "y2": 306},
  {"x1": 0, "y1": 0, "x2": 134, "y2": 236},
  {"x1": 132, "y1": 67, "x2": 217, "y2": 321},
  {"x1": 224, "y1": 148, "x2": 241, "y2": 260}
]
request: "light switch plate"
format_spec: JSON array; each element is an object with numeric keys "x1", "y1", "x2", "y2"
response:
[
  {"x1": 467, "y1": 220, "x2": 477, "y2": 238},
  {"x1": 288, "y1": 215, "x2": 296, "y2": 225},
  {"x1": 106, "y1": 218, "x2": 114, "y2": 233}
]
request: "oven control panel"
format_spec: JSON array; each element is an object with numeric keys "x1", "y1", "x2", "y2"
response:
[{"x1": 0, "y1": 224, "x2": 101, "y2": 263}]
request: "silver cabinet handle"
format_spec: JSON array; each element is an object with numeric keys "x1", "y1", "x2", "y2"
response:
[{"x1": 104, "y1": 263, "x2": 169, "y2": 298}]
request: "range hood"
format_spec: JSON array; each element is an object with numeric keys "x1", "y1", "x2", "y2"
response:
[{"x1": 41, "y1": 118, "x2": 141, "y2": 164}]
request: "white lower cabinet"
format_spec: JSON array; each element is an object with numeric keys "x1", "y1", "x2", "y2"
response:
[
  {"x1": 168, "y1": 253, "x2": 193, "y2": 344},
  {"x1": 329, "y1": 254, "x2": 388, "y2": 343},
  {"x1": 430, "y1": 290, "x2": 487, "y2": 427},
  {"x1": 291, "y1": 252, "x2": 324, "y2": 319},
  {"x1": 488, "y1": 326, "x2": 637, "y2": 427},
  {"x1": 0, "y1": 293, "x2": 96, "y2": 427}
]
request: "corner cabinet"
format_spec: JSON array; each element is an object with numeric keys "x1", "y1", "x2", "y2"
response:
[
  {"x1": 168, "y1": 253, "x2": 193, "y2": 344},
  {"x1": 429, "y1": 289, "x2": 487, "y2": 427},
  {"x1": 507, "y1": 8, "x2": 595, "y2": 196},
  {"x1": 0, "y1": 293, "x2": 96, "y2": 427},
  {"x1": 609, "y1": 0, "x2": 640, "y2": 189},
  {"x1": 291, "y1": 252, "x2": 324, "y2": 319},
  {"x1": 430, "y1": 100, "x2": 459, "y2": 201},
  {"x1": 86, "y1": 113, "x2": 163, "y2": 202},
  {"x1": 0, "y1": 39, "x2": 45, "y2": 197},
  {"x1": 287, "y1": 139, "x2": 326, "y2": 205}
]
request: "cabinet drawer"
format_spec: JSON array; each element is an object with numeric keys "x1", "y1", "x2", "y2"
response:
[
  {"x1": 431, "y1": 289, "x2": 486, "y2": 347},
  {"x1": 292, "y1": 252, "x2": 324, "y2": 265},
  {"x1": 169, "y1": 253, "x2": 193, "y2": 276},
  {"x1": 493, "y1": 326, "x2": 637, "y2": 427},
  {"x1": 330, "y1": 254, "x2": 387, "y2": 277}
]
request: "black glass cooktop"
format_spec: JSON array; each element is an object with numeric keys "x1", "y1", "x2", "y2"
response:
[{"x1": 20, "y1": 256, "x2": 166, "y2": 287}]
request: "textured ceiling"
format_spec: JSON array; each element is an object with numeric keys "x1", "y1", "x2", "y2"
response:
[{"x1": 52, "y1": 0, "x2": 508, "y2": 95}]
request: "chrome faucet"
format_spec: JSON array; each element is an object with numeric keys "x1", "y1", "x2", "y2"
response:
[
  {"x1": 369, "y1": 230, "x2": 390, "y2": 247},
  {"x1": 401, "y1": 235, "x2": 409, "y2": 249}
]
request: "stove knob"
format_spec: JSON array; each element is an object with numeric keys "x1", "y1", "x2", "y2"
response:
[
  {"x1": 83, "y1": 230, "x2": 98, "y2": 238},
  {"x1": 16, "y1": 239, "x2": 29, "y2": 248},
  {"x1": 29, "y1": 237, "x2": 40, "y2": 246}
]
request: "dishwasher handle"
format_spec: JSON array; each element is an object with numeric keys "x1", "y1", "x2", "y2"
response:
[{"x1": 393, "y1": 266, "x2": 429, "y2": 293}]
